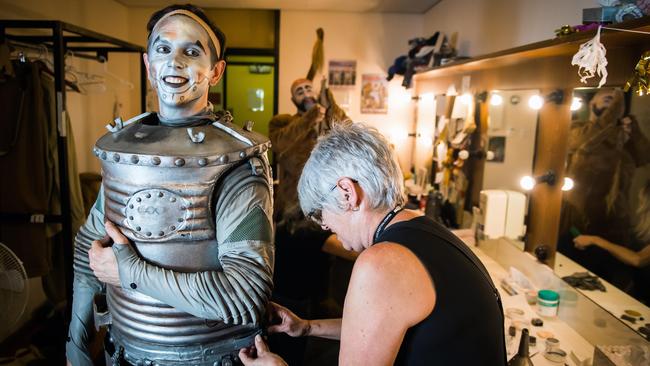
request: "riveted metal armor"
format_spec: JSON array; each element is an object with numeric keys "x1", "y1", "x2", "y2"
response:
[{"x1": 94, "y1": 113, "x2": 271, "y2": 365}]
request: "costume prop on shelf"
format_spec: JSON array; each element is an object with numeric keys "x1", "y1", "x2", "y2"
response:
[
  {"x1": 571, "y1": 25, "x2": 650, "y2": 89},
  {"x1": 387, "y1": 32, "x2": 457, "y2": 88},
  {"x1": 624, "y1": 50, "x2": 650, "y2": 96},
  {"x1": 571, "y1": 26, "x2": 609, "y2": 88}
]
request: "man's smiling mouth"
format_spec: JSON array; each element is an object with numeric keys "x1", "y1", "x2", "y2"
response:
[{"x1": 162, "y1": 75, "x2": 189, "y2": 88}]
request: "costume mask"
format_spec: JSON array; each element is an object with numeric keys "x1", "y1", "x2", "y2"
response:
[{"x1": 146, "y1": 14, "x2": 219, "y2": 119}]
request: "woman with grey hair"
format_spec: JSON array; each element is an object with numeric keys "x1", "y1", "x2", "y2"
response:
[{"x1": 240, "y1": 123, "x2": 507, "y2": 365}]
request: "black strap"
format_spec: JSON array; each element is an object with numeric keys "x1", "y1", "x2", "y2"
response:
[{"x1": 373, "y1": 205, "x2": 403, "y2": 244}]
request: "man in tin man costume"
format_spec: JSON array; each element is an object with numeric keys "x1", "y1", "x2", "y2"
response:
[{"x1": 66, "y1": 4, "x2": 274, "y2": 365}]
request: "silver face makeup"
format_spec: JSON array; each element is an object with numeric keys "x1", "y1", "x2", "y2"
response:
[{"x1": 147, "y1": 15, "x2": 215, "y2": 119}]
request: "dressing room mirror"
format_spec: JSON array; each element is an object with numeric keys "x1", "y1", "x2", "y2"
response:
[
  {"x1": 556, "y1": 87, "x2": 650, "y2": 315},
  {"x1": 483, "y1": 89, "x2": 540, "y2": 192}
]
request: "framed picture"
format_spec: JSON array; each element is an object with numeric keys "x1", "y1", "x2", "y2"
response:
[
  {"x1": 487, "y1": 136, "x2": 506, "y2": 163},
  {"x1": 360, "y1": 74, "x2": 388, "y2": 114},
  {"x1": 328, "y1": 60, "x2": 356, "y2": 87}
]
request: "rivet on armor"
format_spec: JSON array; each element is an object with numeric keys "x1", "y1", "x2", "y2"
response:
[
  {"x1": 170, "y1": 226, "x2": 176, "y2": 231},
  {"x1": 152, "y1": 156, "x2": 161, "y2": 165},
  {"x1": 175, "y1": 158, "x2": 185, "y2": 167},
  {"x1": 158, "y1": 231, "x2": 164, "y2": 236},
  {"x1": 170, "y1": 197, "x2": 176, "y2": 203},
  {"x1": 129, "y1": 204, "x2": 134, "y2": 209},
  {"x1": 239, "y1": 151, "x2": 246, "y2": 159},
  {"x1": 145, "y1": 193, "x2": 151, "y2": 199},
  {"x1": 158, "y1": 192, "x2": 163, "y2": 197},
  {"x1": 93, "y1": 148, "x2": 99, "y2": 156},
  {"x1": 136, "y1": 226, "x2": 141, "y2": 231},
  {"x1": 130, "y1": 283, "x2": 137, "y2": 289},
  {"x1": 130, "y1": 155, "x2": 139, "y2": 164},
  {"x1": 244, "y1": 120, "x2": 254, "y2": 132},
  {"x1": 129, "y1": 216, "x2": 134, "y2": 220},
  {"x1": 146, "y1": 232, "x2": 152, "y2": 237},
  {"x1": 136, "y1": 197, "x2": 142, "y2": 202},
  {"x1": 113, "y1": 154, "x2": 120, "y2": 162},
  {"x1": 219, "y1": 155, "x2": 229, "y2": 164},
  {"x1": 101, "y1": 152, "x2": 107, "y2": 160},
  {"x1": 198, "y1": 158, "x2": 208, "y2": 166}
]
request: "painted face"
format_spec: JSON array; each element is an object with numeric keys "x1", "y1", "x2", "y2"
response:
[
  {"x1": 146, "y1": 15, "x2": 215, "y2": 113},
  {"x1": 291, "y1": 81, "x2": 317, "y2": 112}
]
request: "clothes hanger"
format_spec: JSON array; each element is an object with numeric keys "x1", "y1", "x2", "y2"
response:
[{"x1": 98, "y1": 55, "x2": 134, "y2": 90}]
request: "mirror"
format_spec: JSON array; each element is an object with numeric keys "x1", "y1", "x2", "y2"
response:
[
  {"x1": 556, "y1": 87, "x2": 650, "y2": 330},
  {"x1": 483, "y1": 90, "x2": 540, "y2": 192}
]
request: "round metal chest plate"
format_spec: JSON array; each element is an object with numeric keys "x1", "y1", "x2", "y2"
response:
[{"x1": 125, "y1": 189, "x2": 188, "y2": 239}]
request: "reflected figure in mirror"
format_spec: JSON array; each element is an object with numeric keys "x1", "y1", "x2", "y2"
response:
[
  {"x1": 573, "y1": 181, "x2": 650, "y2": 303},
  {"x1": 559, "y1": 88, "x2": 650, "y2": 295}
]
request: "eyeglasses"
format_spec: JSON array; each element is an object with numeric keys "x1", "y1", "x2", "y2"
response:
[{"x1": 306, "y1": 179, "x2": 358, "y2": 225}]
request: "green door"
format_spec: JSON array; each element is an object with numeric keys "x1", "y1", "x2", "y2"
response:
[{"x1": 224, "y1": 56, "x2": 275, "y2": 139}]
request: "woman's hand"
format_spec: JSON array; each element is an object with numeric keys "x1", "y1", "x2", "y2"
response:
[
  {"x1": 267, "y1": 302, "x2": 311, "y2": 337},
  {"x1": 239, "y1": 335, "x2": 287, "y2": 366},
  {"x1": 573, "y1": 235, "x2": 602, "y2": 250}
]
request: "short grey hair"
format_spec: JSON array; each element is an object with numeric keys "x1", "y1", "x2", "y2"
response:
[{"x1": 298, "y1": 123, "x2": 405, "y2": 218}]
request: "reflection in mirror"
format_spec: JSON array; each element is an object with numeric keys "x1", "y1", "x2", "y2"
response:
[
  {"x1": 557, "y1": 87, "x2": 650, "y2": 313},
  {"x1": 483, "y1": 90, "x2": 540, "y2": 192}
]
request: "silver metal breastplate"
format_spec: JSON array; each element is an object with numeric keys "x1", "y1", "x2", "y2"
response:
[{"x1": 94, "y1": 114, "x2": 271, "y2": 364}]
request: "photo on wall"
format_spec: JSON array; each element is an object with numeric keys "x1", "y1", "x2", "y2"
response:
[
  {"x1": 360, "y1": 74, "x2": 388, "y2": 114},
  {"x1": 328, "y1": 60, "x2": 356, "y2": 87},
  {"x1": 487, "y1": 136, "x2": 506, "y2": 163}
]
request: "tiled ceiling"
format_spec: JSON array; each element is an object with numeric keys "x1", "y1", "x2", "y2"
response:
[{"x1": 116, "y1": 0, "x2": 442, "y2": 13}]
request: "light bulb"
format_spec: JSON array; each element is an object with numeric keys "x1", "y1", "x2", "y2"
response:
[
  {"x1": 458, "y1": 150, "x2": 469, "y2": 160},
  {"x1": 520, "y1": 176, "x2": 536, "y2": 191},
  {"x1": 460, "y1": 93, "x2": 472, "y2": 105},
  {"x1": 562, "y1": 177, "x2": 574, "y2": 191},
  {"x1": 570, "y1": 98, "x2": 582, "y2": 111},
  {"x1": 490, "y1": 94, "x2": 503, "y2": 106},
  {"x1": 528, "y1": 95, "x2": 544, "y2": 110},
  {"x1": 486, "y1": 151, "x2": 495, "y2": 161}
]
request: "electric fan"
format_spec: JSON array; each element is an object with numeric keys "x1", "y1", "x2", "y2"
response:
[{"x1": 0, "y1": 242, "x2": 28, "y2": 342}]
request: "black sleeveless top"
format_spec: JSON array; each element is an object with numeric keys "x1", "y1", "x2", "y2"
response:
[{"x1": 376, "y1": 216, "x2": 507, "y2": 366}]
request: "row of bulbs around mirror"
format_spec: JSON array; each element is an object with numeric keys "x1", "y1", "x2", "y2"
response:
[
  {"x1": 487, "y1": 90, "x2": 583, "y2": 111},
  {"x1": 455, "y1": 91, "x2": 577, "y2": 192}
]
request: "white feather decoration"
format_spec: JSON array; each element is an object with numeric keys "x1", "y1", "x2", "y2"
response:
[{"x1": 571, "y1": 26, "x2": 609, "y2": 88}]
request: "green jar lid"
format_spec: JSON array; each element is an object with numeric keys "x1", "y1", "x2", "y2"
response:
[{"x1": 538, "y1": 290, "x2": 560, "y2": 301}]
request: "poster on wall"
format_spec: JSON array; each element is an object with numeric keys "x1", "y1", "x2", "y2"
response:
[
  {"x1": 360, "y1": 74, "x2": 388, "y2": 114},
  {"x1": 328, "y1": 60, "x2": 356, "y2": 87}
]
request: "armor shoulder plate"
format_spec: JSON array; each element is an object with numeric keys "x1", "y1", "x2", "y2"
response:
[{"x1": 94, "y1": 114, "x2": 271, "y2": 168}]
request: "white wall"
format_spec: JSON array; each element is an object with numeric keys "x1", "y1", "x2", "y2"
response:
[
  {"x1": 423, "y1": 0, "x2": 599, "y2": 57},
  {"x1": 279, "y1": 10, "x2": 423, "y2": 171}
]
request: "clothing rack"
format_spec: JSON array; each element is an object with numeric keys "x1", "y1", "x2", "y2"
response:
[{"x1": 0, "y1": 20, "x2": 146, "y2": 320}]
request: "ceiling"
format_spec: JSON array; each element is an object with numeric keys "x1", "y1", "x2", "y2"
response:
[{"x1": 116, "y1": 0, "x2": 442, "y2": 14}]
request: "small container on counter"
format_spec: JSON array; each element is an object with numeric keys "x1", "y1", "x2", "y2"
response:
[{"x1": 537, "y1": 290, "x2": 560, "y2": 317}]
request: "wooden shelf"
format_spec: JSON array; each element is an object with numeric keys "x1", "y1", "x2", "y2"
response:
[{"x1": 414, "y1": 16, "x2": 650, "y2": 79}]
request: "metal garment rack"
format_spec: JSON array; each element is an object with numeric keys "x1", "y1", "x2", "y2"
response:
[{"x1": 0, "y1": 20, "x2": 146, "y2": 322}]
